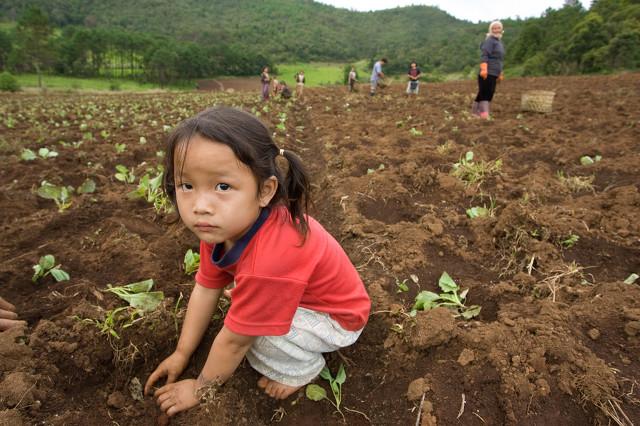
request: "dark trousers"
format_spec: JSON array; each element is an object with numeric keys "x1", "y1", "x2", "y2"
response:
[{"x1": 475, "y1": 75, "x2": 498, "y2": 102}]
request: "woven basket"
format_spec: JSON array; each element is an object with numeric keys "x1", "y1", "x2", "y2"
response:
[{"x1": 521, "y1": 90, "x2": 555, "y2": 113}]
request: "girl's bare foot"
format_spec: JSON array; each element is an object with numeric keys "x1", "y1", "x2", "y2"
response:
[{"x1": 257, "y1": 376, "x2": 301, "y2": 399}]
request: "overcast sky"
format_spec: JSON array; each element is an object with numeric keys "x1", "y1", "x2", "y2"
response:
[{"x1": 315, "y1": 1, "x2": 593, "y2": 23}]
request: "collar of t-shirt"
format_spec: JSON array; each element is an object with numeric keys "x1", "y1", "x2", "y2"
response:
[{"x1": 211, "y1": 207, "x2": 271, "y2": 268}]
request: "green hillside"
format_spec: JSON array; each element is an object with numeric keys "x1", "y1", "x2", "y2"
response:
[
  {"x1": 0, "y1": 0, "x2": 637, "y2": 86},
  {"x1": 0, "y1": 0, "x2": 514, "y2": 74}
]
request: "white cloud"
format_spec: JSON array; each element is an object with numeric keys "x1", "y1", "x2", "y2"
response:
[{"x1": 316, "y1": 0, "x2": 592, "y2": 23}]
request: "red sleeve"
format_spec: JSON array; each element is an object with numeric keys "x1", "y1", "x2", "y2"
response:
[
  {"x1": 224, "y1": 274, "x2": 306, "y2": 336},
  {"x1": 194, "y1": 241, "x2": 234, "y2": 289}
]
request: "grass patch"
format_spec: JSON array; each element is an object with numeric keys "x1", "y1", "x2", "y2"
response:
[
  {"x1": 14, "y1": 74, "x2": 175, "y2": 91},
  {"x1": 274, "y1": 62, "x2": 345, "y2": 86}
]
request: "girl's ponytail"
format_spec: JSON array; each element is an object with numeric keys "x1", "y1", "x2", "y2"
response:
[{"x1": 279, "y1": 149, "x2": 311, "y2": 238}]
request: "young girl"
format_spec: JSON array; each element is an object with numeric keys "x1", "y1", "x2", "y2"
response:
[{"x1": 144, "y1": 107, "x2": 370, "y2": 417}]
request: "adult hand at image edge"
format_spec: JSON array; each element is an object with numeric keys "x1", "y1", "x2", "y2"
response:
[
  {"x1": 480, "y1": 63, "x2": 488, "y2": 80},
  {"x1": 0, "y1": 296, "x2": 26, "y2": 331}
]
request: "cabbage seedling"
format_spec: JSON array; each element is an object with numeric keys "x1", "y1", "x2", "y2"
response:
[
  {"x1": 183, "y1": 249, "x2": 200, "y2": 275},
  {"x1": 36, "y1": 181, "x2": 73, "y2": 212},
  {"x1": 395, "y1": 278, "x2": 409, "y2": 293},
  {"x1": 306, "y1": 364, "x2": 346, "y2": 420},
  {"x1": 579, "y1": 155, "x2": 602, "y2": 166},
  {"x1": 21, "y1": 147, "x2": 58, "y2": 161},
  {"x1": 104, "y1": 279, "x2": 164, "y2": 312},
  {"x1": 411, "y1": 272, "x2": 481, "y2": 319},
  {"x1": 466, "y1": 206, "x2": 489, "y2": 219},
  {"x1": 32, "y1": 255, "x2": 70, "y2": 283},
  {"x1": 128, "y1": 170, "x2": 173, "y2": 213},
  {"x1": 76, "y1": 178, "x2": 96, "y2": 194},
  {"x1": 115, "y1": 165, "x2": 135, "y2": 183},
  {"x1": 624, "y1": 273, "x2": 639, "y2": 285}
]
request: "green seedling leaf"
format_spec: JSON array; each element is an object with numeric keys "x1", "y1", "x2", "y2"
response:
[
  {"x1": 461, "y1": 305, "x2": 482, "y2": 319},
  {"x1": 580, "y1": 155, "x2": 594, "y2": 165},
  {"x1": 105, "y1": 279, "x2": 163, "y2": 312},
  {"x1": 184, "y1": 249, "x2": 200, "y2": 275},
  {"x1": 77, "y1": 179, "x2": 96, "y2": 194},
  {"x1": 335, "y1": 364, "x2": 346, "y2": 385},
  {"x1": 21, "y1": 149, "x2": 37, "y2": 161},
  {"x1": 119, "y1": 292, "x2": 164, "y2": 312},
  {"x1": 438, "y1": 272, "x2": 458, "y2": 293},
  {"x1": 465, "y1": 151, "x2": 474, "y2": 162},
  {"x1": 305, "y1": 384, "x2": 326, "y2": 401},
  {"x1": 319, "y1": 367, "x2": 333, "y2": 381},
  {"x1": 624, "y1": 273, "x2": 639, "y2": 285},
  {"x1": 396, "y1": 279, "x2": 409, "y2": 293},
  {"x1": 37, "y1": 182, "x2": 61, "y2": 200},
  {"x1": 413, "y1": 291, "x2": 439, "y2": 311},
  {"x1": 438, "y1": 293, "x2": 460, "y2": 305},
  {"x1": 466, "y1": 206, "x2": 489, "y2": 219},
  {"x1": 38, "y1": 147, "x2": 58, "y2": 158},
  {"x1": 39, "y1": 254, "x2": 56, "y2": 270},
  {"x1": 50, "y1": 268, "x2": 70, "y2": 282},
  {"x1": 123, "y1": 278, "x2": 155, "y2": 293}
]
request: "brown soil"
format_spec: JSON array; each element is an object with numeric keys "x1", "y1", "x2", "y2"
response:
[{"x1": 1, "y1": 73, "x2": 639, "y2": 425}]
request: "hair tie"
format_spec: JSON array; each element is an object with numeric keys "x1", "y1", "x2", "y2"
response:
[{"x1": 279, "y1": 148, "x2": 285, "y2": 156}]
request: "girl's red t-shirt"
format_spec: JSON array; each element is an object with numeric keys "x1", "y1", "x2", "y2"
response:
[{"x1": 195, "y1": 207, "x2": 370, "y2": 336}]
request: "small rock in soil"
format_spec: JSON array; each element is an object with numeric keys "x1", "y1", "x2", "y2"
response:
[
  {"x1": 457, "y1": 348, "x2": 475, "y2": 366},
  {"x1": 406, "y1": 378, "x2": 430, "y2": 401},
  {"x1": 107, "y1": 391, "x2": 126, "y2": 409},
  {"x1": 587, "y1": 328, "x2": 600, "y2": 340}
]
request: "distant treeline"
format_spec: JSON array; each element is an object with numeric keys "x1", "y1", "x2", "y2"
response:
[
  {"x1": 0, "y1": 7, "x2": 272, "y2": 85},
  {"x1": 507, "y1": 0, "x2": 640, "y2": 74},
  {"x1": 0, "y1": 0, "x2": 638, "y2": 85}
]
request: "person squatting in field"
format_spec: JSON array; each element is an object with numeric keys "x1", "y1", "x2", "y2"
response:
[
  {"x1": 144, "y1": 107, "x2": 371, "y2": 416},
  {"x1": 370, "y1": 57, "x2": 387, "y2": 96},
  {"x1": 473, "y1": 21, "x2": 505, "y2": 119},
  {"x1": 406, "y1": 62, "x2": 422, "y2": 95}
]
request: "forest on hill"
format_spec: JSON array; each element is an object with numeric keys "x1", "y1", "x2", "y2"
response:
[{"x1": 0, "y1": 0, "x2": 638, "y2": 85}]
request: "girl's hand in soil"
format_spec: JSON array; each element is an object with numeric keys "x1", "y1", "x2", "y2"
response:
[
  {"x1": 154, "y1": 379, "x2": 199, "y2": 416},
  {"x1": 145, "y1": 351, "x2": 190, "y2": 396}
]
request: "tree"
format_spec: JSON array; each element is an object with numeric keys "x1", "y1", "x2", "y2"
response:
[
  {"x1": 0, "y1": 30, "x2": 12, "y2": 71},
  {"x1": 14, "y1": 6, "x2": 53, "y2": 87}
]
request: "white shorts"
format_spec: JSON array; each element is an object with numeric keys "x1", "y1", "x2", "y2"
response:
[{"x1": 245, "y1": 307, "x2": 363, "y2": 386}]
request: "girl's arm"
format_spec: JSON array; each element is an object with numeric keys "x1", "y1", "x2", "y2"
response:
[
  {"x1": 144, "y1": 283, "x2": 224, "y2": 396},
  {"x1": 151, "y1": 328, "x2": 257, "y2": 417},
  {"x1": 175, "y1": 284, "x2": 224, "y2": 358},
  {"x1": 197, "y1": 326, "x2": 257, "y2": 387}
]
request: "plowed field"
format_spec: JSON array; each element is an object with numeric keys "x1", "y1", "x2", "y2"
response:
[{"x1": 1, "y1": 73, "x2": 639, "y2": 425}]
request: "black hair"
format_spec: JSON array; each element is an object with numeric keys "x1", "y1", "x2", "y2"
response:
[
  {"x1": 163, "y1": 107, "x2": 311, "y2": 237},
  {"x1": 381, "y1": 58, "x2": 388, "y2": 63}
]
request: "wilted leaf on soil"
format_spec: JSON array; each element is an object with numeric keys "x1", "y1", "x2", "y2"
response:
[{"x1": 305, "y1": 384, "x2": 326, "y2": 401}]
